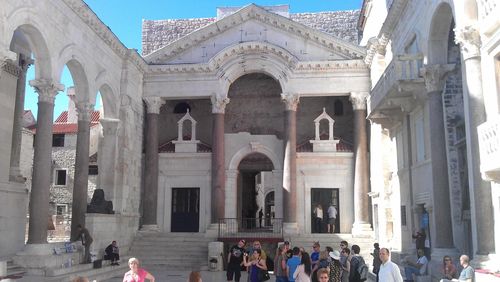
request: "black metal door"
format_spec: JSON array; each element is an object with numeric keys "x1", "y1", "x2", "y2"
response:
[
  {"x1": 171, "y1": 188, "x2": 199, "y2": 232},
  {"x1": 311, "y1": 188, "x2": 339, "y2": 233}
]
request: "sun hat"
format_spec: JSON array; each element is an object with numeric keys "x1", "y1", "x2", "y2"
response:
[{"x1": 329, "y1": 250, "x2": 340, "y2": 260}]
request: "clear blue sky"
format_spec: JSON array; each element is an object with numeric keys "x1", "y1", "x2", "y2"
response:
[{"x1": 25, "y1": 0, "x2": 362, "y2": 120}]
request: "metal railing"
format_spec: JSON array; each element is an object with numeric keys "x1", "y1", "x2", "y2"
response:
[{"x1": 218, "y1": 218, "x2": 283, "y2": 239}]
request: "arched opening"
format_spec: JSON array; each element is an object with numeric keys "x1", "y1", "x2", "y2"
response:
[
  {"x1": 226, "y1": 73, "x2": 283, "y2": 137},
  {"x1": 237, "y1": 153, "x2": 275, "y2": 230}
]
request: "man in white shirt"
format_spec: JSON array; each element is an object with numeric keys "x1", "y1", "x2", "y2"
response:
[
  {"x1": 404, "y1": 249, "x2": 429, "y2": 281},
  {"x1": 378, "y1": 248, "x2": 403, "y2": 282},
  {"x1": 327, "y1": 203, "x2": 337, "y2": 233}
]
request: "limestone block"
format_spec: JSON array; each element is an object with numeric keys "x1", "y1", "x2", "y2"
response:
[{"x1": 208, "y1": 241, "x2": 224, "y2": 271}]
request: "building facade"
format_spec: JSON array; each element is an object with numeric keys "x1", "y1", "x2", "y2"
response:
[{"x1": 359, "y1": 0, "x2": 499, "y2": 277}]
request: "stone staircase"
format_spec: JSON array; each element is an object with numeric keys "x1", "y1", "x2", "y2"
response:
[{"x1": 129, "y1": 232, "x2": 216, "y2": 271}]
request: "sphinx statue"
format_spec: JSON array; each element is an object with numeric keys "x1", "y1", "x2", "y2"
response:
[{"x1": 87, "y1": 189, "x2": 114, "y2": 214}]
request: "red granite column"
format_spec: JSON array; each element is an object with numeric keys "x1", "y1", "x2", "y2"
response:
[
  {"x1": 281, "y1": 93, "x2": 299, "y2": 228},
  {"x1": 27, "y1": 79, "x2": 64, "y2": 244},
  {"x1": 142, "y1": 97, "x2": 164, "y2": 229},
  {"x1": 210, "y1": 95, "x2": 229, "y2": 223},
  {"x1": 350, "y1": 92, "x2": 372, "y2": 234},
  {"x1": 70, "y1": 101, "x2": 93, "y2": 241}
]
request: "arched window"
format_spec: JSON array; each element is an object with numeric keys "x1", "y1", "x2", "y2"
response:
[
  {"x1": 174, "y1": 102, "x2": 191, "y2": 114},
  {"x1": 334, "y1": 100, "x2": 344, "y2": 116}
]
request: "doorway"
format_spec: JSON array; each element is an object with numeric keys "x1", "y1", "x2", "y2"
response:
[
  {"x1": 311, "y1": 188, "x2": 339, "y2": 233},
  {"x1": 171, "y1": 188, "x2": 199, "y2": 232}
]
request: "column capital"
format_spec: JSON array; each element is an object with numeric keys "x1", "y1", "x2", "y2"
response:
[
  {"x1": 143, "y1": 97, "x2": 165, "y2": 114},
  {"x1": 420, "y1": 64, "x2": 455, "y2": 93},
  {"x1": 75, "y1": 102, "x2": 94, "y2": 122},
  {"x1": 454, "y1": 25, "x2": 481, "y2": 60},
  {"x1": 281, "y1": 93, "x2": 300, "y2": 111},
  {"x1": 349, "y1": 92, "x2": 369, "y2": 110},
  {"x1": 100, "y1": 118, "x2": 120, "y2": 136},
  {"x1": 19, "y1": 55, "x2": 34, "y2": 72},
  {"x1": 211, "y1": 94, "x2": 230, "y2": 114},
  {"x1": 29, "y1": 79, "x2": 64, "y2": 104}
]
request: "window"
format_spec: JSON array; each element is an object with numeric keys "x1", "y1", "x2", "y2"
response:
[
  {"x1": 52, "y1": 134, "x2": 65, "y2": 147},
  {"x1": 334, "y1": 99, "x2": 344, "y2": 116},
  {"x1": 414, "y1": 114, "x2": 425, "y2": 163},
  {"x1": 174, "y1": 102, "x2": 191, "y2": 114},
  {"x1": 88, "y1": 165, "x2": 98, "y2": 175},
  {"x1": 401, "y1": 205, "x2": 407, "y2": 226},
  {"x1": 56, "y1": 204, "x2": 67, "y2": 215},
  {"x1": 54, "y1": 169, "x2": 67, "y2": 186}
]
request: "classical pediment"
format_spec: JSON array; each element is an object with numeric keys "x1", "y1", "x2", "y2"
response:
[{"x1": 145, "y1": 4, "x2": 365, "y2": 65}]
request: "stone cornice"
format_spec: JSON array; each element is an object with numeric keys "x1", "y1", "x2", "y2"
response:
[
  {"x1": 454, "y1": 25, "x2": 482, "y2": 60},
  {"x1": 145, "y1": 4, "x2": 365, "y2": 64},
  {"x1": 143, "y1": 97, "x2": 165, "y2": 114},
  {"x1": 281, "y1": 93, "x2": 300, "y2": 111},
  {"x1": 211, "y1": 94, "x2": 230, "y2": 114},
  {"x1": 29, "y1": 79, "x2": 65, "y2": 104},
  {"x1": 365, "y1": 0, "x2": 408, "y2": 66},
  {"x1": 61, "y1": 0, "x2": 147, "y2": 72},
  {"x1": 147, "y1": 59, "x2": 368, "y2": 75}
]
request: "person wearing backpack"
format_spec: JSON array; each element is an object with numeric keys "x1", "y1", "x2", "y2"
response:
[{"x1": 348, "y1": 245, "x2": 367, "y2": 282}]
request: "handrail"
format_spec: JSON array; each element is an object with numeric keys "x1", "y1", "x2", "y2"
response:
[{"x1": 218, "y1": 218, "x2": 283, "y2": 239}]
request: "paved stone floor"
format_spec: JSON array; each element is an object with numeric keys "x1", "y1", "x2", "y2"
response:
[{"x1": 102, "y1": 267, "x2": 277, "y2": 282}]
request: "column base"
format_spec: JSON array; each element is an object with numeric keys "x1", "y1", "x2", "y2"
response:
[
  {"x1": 206, "y1": 223, "x2": 223, "y2": 238},
  {"x1": 351, "y1": 222, "x2": 373, "y2": 237},
  {"x1": 9, "y1": 167, "x2": 26, "y2": 183},
  {"x1": 140, "y1": 224, "x2": 160, "y2": 232},
  {"x1": 471, "y1": 253, "x2": 500, "y2": 272},
  {"x1": 13, "y1": 243, "x2": 83, "y2": 275},
  {"x1": 283, "y1": 222, "x2": 299, "y2": 235}
]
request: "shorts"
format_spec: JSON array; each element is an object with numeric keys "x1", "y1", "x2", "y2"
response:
[{"x1": 328, "y1": 218, "x2": 336, "y2": 224}]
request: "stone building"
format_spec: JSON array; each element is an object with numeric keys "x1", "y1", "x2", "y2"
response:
[
  {"x1": 0, "y1": 0, "x2": 498, "y2": 280},
  {"x1": 359, "y1": 0, "x2": 500, "y2": 279}
]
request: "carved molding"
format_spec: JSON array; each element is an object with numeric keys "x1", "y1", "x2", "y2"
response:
[
  {"x1": 281, "y1": 93, "x2": 300, "y2": 111},
  {"x1": 454, "y1": 25, "x2": 482, "y2": 60},
  {"x1": 75, "y1": 102, "x2": 94, "y2": 122},
  {"x1": 211, "y1": 94, "x2": 230, "y2": 114},
  {"x1": 350, "y1": 92, "x2": 369, "y2": 110},
  {"x1": 1, "y1": 60, "x2": 21, "y2": 77},
  {"x1": 143, "y1": 97, "x2": 165, "y2": 114},
  {"x1": 29, "y1": 79, "x2": 65, "y2": 104},
  {"x1": 61, "y1": 0, "x2": 147, "y2": 72},
  {"x1": 420, "y1": 64, "x2": 455, "y2": 93}
]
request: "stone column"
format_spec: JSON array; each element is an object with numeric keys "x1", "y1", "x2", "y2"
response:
[
  {"x1": 27, "y1": 79, "x2": 64, "y2": 244},
  {"x1": 70, "y1": 101, "x2": 94, "y2": 241},
  {"x1": 455, "y1": 26, "x2": 495, "y2": 255},
  {"x1": 98, "y1": 118, "x2": 119, "y2": 209},
  {"x1": 142, "y1": 97, "x2": 164, "y2": 229},
  {"x1": 9, "y1": 54, "x2": 32, "y2": 182},
  {"x1": 421, "y1": 64, "x2": 455, "y2": 248},
  {"x1": 350, "y1": 92, "x2": 372, "y2": 234},
  {"x1": 281, "y1": 93, "x2": 299, "y2": 230},
  {"x1": 211, "y1": 94, "x2": 229, "y2": 223}
]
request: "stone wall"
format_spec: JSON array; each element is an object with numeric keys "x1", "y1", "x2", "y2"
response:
[{"x1": 142, "y1": 10, "x2": 360, "y2": 55}]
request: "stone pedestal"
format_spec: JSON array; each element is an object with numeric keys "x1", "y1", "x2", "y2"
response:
[
  {"x1": 208, "y1": 242, "x2": 224, "y2": 271},
  {"x1": 283, "y1": 222, "x2": 299, "y2": 235}
]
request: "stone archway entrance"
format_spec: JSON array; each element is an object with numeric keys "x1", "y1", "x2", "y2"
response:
[{"x1": 237, "y1": 153, "x2": 274, "y2": 230}]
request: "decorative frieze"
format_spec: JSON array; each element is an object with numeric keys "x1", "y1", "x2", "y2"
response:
[
  {"x1": 454, "y1": 26, "x2": 481, "y2": 60},
  {"x1": 211, "y1": 94, "x2": 230, "y2": 114},
  {"x1": 29, "y1": 79, "x2": 65, "y2": 104},
  {"x1": 420, "y1": 64, "x2": 456, "y2": 93},
  {"x1": 100, "y1": 118, "x2": 120, "y2": 136},
  {"x1": 350, "y1": 92, "x2": 369, "y2": 110},
  {"x1": 143, "y1": 97, "x2": 165, "y2": 114},
  {"x1": 281, "y1": 93, "x2": 300, "y2": 111}
]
